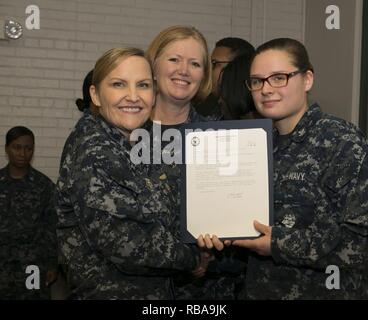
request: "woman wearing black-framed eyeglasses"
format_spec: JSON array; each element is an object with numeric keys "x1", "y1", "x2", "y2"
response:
[{"x1": 198, "y1": 37, "x2": 368, "y2": 300}]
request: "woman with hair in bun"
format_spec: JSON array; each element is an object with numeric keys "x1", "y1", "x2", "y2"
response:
[
  {"x1": 56, "y1": 48, "x2": 207, "y2": 299},
  {"x1": 75, "y1": 69, "x2": 98, "y2": 114},
  {"x1": 198, "y1": 37, "x2": 368, "y2": 300}
]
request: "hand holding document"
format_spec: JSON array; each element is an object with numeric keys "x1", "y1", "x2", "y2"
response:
[{"x1": 180, "y1": 119, "x2": 273, "y2": 242}]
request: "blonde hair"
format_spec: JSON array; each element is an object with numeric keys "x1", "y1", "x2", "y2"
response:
[
  {"x1": 146, "y1": 25, "x2": 211, "y2": 103},
  {"x1": 92, "y1": 47, "x2": 153, "y2": 88}
]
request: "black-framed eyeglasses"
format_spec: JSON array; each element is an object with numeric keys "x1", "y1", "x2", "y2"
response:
[
  {"x1": 211, "y1": 59, "x2": 231, "y2": 69},
  {"x1": 245, "y1": 70, "x2": 306, "y2": 91}
]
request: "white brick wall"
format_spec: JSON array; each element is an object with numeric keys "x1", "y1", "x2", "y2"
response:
[{"x1": 0, "y1": 0, "x2": 304, "y2": 181}]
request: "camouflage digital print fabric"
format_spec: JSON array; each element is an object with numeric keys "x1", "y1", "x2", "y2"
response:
[
  {"x1": 0, "y1": 166, "x2": 58, "y2": 299},
  {"x1": 56, "y1": 110, "x2": 200, "y2": 300},
  {"x1": 245, "y1": 103, "x2": 368, "y2": 300},
  {"x1": 145, "y1": 106, "x2": 248, "y2": 300}
]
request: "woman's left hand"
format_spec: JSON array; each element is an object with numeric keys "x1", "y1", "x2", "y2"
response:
[
  {"x1": 232, "y1": 220, "x2": 272, "y2": 256},
  {"x1": 197, "y1": 234, "x2": 226, "y2": 251}
]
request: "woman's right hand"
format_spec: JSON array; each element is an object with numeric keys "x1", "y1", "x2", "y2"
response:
[{"x1": 197, "y1": 234, "x2": 229, "y2": 251}]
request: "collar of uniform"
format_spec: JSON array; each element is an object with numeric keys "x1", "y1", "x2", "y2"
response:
[
  {"x1": 83, "y1": 108, "x2": 93, "y2": 116},
  {"x1": 2, "y1": 164, "x2": 35, "y2": 183},
  {"x1": 0, "y1": 166, "x2": 10, "y2": 183},
  {"x1": 26, "y1": 166, "x2": 37, "y2": 182},
  {"x1": 145, "y1": 105, "x2": 204, "y2": 127},
  {"x1": 274, "y1": 103, "x2": 321, "y2": 151},
  {"x1": 141, "y1": 119, "x2": 153, "y2": 131},
  {"x1": 95, "y1": 113, "x2": 131, "y2": 150},
  {"x1": 291, "y1": 103, "x2": 321, "y2": 143},
  {"x1": 187, "y1": 105, "x2": 206, "y2": 123},
  {"x1": 273, "y1": 128, "x2": 291, "y2": 152}
]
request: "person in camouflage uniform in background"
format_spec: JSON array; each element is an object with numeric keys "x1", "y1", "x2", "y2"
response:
[
  {"x1": 56, "y1": 48, "x2": 207, "y2": 299},
  {"x1": 0, "y1": 126, "x2": 58, "y2": 300},
  {"x1": 199, "y1": 38, "x2": 368, "y2": 299},
  {"x1": 146, "y1": 25, "x2": 247, "y2": 300}
]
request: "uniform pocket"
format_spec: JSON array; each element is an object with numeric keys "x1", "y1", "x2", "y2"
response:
[{"x1": 274, "y1": 200, "x2": 315, "y2": 229}]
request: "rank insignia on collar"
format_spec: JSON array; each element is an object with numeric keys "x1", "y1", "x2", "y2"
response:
[{"x1": 145, "y1": 178, "x2": 154, "y2": 191}]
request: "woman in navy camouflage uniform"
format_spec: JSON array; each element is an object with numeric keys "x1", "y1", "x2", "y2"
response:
[
  {"x1": 0, "y1": 126, "x2": 58, "y2": 299},
  {"x1": 56, "y1": 48, "x2": 206, "y2": 299},
  {"x1": 199, "y1": 38, "x2": 368, "y2": 299},
  {"x1": 145, "y1": 26, "x2": 247, "y2": 300}
]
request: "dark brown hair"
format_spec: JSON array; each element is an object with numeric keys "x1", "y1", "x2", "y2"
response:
[
  {"x1": 6, "y1": 126, "x2": 34, "y2": 146},
  {"x1": 252, "y1": 38, "x2": 314, "y2": 73}
]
